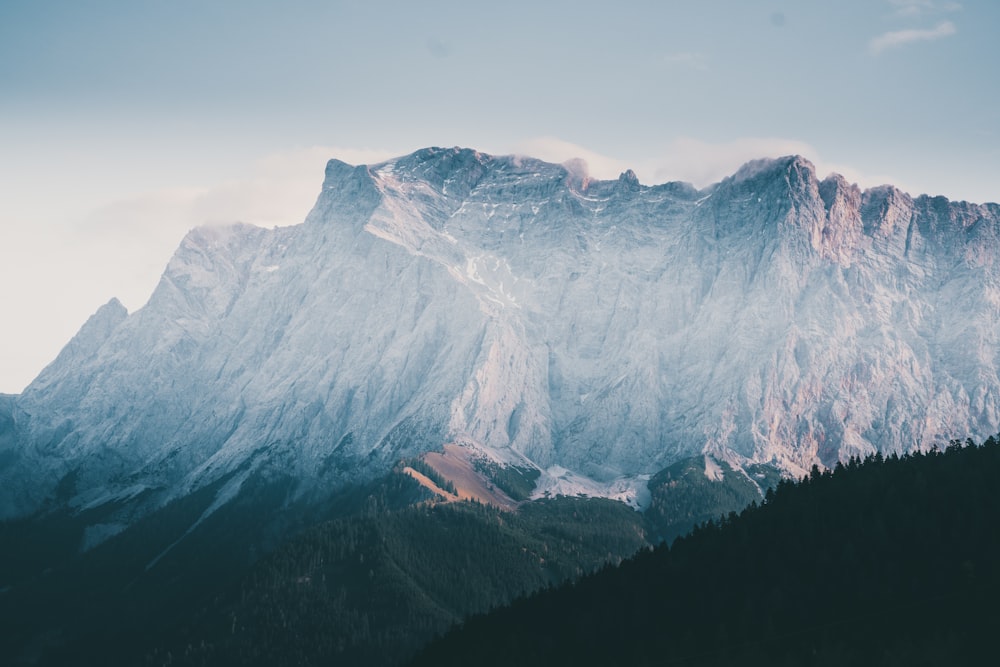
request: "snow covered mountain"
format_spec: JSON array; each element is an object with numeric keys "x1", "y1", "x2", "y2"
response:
[{"x1": 2, "y1": 147, "x2": 999, "y2": 521}]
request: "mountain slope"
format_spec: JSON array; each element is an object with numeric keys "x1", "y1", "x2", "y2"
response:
[{"x1": 3, "y1": 148, "x2": 1000, "y2": 524}]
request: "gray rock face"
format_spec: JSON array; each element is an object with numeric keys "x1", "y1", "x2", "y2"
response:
[{"x1": 3, "y1": 147, "x2": 999, "y2": 519}]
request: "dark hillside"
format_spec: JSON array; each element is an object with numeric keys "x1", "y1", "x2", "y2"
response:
[
  {"x1": 643, "y1": 455, "x2": 779, "y2": 542},
  {"x1": 0, "y1": 470, "x2": 428, "y2": 666},
  {"x1": 412, "y1": 437, "x2": 1000, "y2": 666},
  {"x1": 149, "y1": 495, "x2": 647, "y2": 667}
]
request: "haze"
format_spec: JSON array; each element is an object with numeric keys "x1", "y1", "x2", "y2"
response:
[{"x1": 1, "y1": 0, "x2": 997, "y2": 393}]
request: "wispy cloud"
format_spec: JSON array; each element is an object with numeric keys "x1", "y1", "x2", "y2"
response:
[
  {"x1": 70, "y1": 145, "x2": 396, "y2": 309},
  {"x1": 510, "y1": 136, "x2": 901, "y2": 195},
  {"x1": 888, "y1": 0, "x2": 961, "y2": 19},
  {"x1": 647, "y1": 137, "x2": 820, "y2": 187},
  {"x1": 889, "y1": 0, "x2": 934, "y2": 18},
  {"x1": 662, "y1": 52, "x2": 708, "y2": 71},
  {"x1": 869, "y1": 20, "x2": 956, "y2": 54},
  {"x1": 511, "y1": 138, "x2": 631, "y2": 181},
  {"x1": 83, "y1": 145, "x2": 396, "y2": 235},
  {"x1": 425, "y1": 37, "x2": 450, "y2": 59}
]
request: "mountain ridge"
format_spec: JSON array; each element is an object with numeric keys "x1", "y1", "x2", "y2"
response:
[{"x1": 2, "y1": 147, "x2": 998, "y2": 524}]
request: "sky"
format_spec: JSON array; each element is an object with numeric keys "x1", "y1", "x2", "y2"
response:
[{"x1": 1, "y1": 0, "x2": 998, "y2": 393}]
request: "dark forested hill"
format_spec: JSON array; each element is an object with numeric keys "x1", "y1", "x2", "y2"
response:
[
  {"x1": 643, "y1": 455, "x2": 780, "y2": 543},
  {"x1": 1, "y1": 468, "x2": 647, "y2": 667},
  {"x1": 147, "y1": 492, "x2": 647, "y2": 667},
  {"x1": 411, "y1": 437, "x2": 1000, "y2": 666}
]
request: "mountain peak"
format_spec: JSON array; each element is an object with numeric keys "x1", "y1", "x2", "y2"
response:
[
  {"x1": 617, "y1": 169, "x2": 641, "y2": 191},
  {"x1": 22, "y1": 297, "x2": 128, "y2": 399},
  {"x1": 99, "y1": 296, "x2": 128, "y2": 318},
  {"x1": 729, "y1": 154, "x2": 817, "y2": 186},
  {"x1": 369, "y1": 146, "x2": 494, "y2": 199},
  {"x1": 64, "y1": 297, "x2": 127, "y2": 348}
]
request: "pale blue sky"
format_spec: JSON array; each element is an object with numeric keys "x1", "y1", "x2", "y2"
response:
[{"x1": 1, "y1": 0, "x2": 998, "y2": 392}]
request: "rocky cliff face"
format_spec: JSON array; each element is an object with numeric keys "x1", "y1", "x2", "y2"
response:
[{"x1": 2, "y1": 147, "x2": 998, "y2": 519}]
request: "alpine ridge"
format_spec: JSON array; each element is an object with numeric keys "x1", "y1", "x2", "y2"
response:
[{"x1": 2, "y1": 147, "x2": 999, "y2": 524}]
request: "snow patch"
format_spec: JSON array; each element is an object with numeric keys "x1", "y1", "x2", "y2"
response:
[
  {"x1": 531, "y1": 465, "x2": 651, "y2": 510},
  {"x1": 81, "y1": 522, "x2": 128, "y2": 551},
  {"x1": 145, "y1": 470, "x2": 250, "y2": 571},
  {"x1": 75, "y1": 484, "x2": 150, "y2": 512},
  {"x1": 704, "y1": 455, "x2": 725, "y2": 482}
]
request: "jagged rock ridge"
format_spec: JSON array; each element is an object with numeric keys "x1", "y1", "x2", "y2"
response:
[{"x1": 1, "y1": 147, "x2": 998, "y2": 520}]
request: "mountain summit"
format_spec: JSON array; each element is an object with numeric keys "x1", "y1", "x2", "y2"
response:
[{"x1": 2, "y1": 147, "x2": 999, "y2": 521}]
